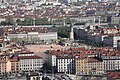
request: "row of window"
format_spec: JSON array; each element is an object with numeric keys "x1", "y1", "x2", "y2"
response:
[
  {"x1": 20, "y1": 64, "x2": 42, "y2": 67},
  {"x1": 20, "y1": 67, "x2": 40, "y2": 70}
]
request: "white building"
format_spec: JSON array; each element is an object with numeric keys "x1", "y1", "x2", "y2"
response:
[
  {"x1": 101, "y1": 55, "x2": 120, "y2": 72},
  {"x1": 19, "y1": 55, "x2": 43, "y2": 72},
  {"x1": 8, "y1": 32, "x2": 57, "y2": 41},
  {"x1": 70, "y1": 25, "x2": 74, "y2": 41},
  {"x1": 57, "y1": 56, "x2": 75, "y2": 74}
]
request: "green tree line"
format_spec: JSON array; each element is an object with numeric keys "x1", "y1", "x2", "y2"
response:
[{"x1": 0, "y1": 17, "x2": 52, "y2": 26}]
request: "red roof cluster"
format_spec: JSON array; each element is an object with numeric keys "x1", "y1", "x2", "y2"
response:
[
  {"x1": 108, "y1": 72, "x2": 120, "y2": 79},
  {"x1": 47, "y1": 47, "x2": 120, "y2": 59}
]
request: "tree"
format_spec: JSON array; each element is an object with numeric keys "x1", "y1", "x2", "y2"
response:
[
  {"x1": 35, "y1": 18, "x2": 50, "y2": 25},
  {"x1": 16, "y1": 19, "x2": 23, "y2": 25},
  {"x1": 5, "y1": 17, "x2": 15, "y2": 25},
  {"x1": 58, "y1": 26, "x2": 69, "y2": 38},
  {"x1": 23, "y1": 17, "x2": 33, "y2": 26},
  {"x1": 0, "y1": 21, "x2": 7, "y2": 26}
]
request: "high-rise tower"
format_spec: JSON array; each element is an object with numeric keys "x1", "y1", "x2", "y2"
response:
[{"x1": 70, "y1": 24, "x2": 74, "y2": 41}]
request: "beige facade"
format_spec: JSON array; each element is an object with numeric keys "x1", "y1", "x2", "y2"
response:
[
  {"x1": 0, "y1": 57, "x2": 19, "y2": 74},
  {"x1": 87, "y1": 58, "x2": 104, "y2": 75},
  {"x1": 76, "y1": 58, "x2": 86, "y2": 74},
  {"x1": 76, "y1": 57, "x2": 104, "y2": 75}
]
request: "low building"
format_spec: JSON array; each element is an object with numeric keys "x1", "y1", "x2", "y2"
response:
[
  {"x1": 8, "y1": 32, "x2": 57, "y2": 42},
  {"x1": 5, "y1": 27, "x2": 58, "y2": 42}
]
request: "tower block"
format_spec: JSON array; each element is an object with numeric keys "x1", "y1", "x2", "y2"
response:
[{"x1": 70, "y1": 24, "x2": 74, "y2": 41}]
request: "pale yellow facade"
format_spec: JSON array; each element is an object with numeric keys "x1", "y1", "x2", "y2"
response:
[
  {"x1": 76, "y1": 58, "x2": 104, "y2": 75},
  {"x1": 76, "y1": 58, "x2": 86, "y2": 74},
  {"x1": 0, "y1": 58, "x2": 19, "y2": 74}
]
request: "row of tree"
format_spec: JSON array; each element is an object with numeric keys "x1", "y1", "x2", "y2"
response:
[
  {"x1": 0, "y1": 17, "x2": 78, "y2": 26},
  {"x1": 0, "y1": 17, "x2": 52, "y2": 26}
]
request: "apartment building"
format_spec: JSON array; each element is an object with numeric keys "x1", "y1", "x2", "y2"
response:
[
  {"x1": 44, "y1": 52, "x2": 57, "y2": 72},
  {"x1": 7, "y1": 57, "x2": 19, "y2": 74},
  {"x1": 57, "y1": 55, "x2": 75, "y2": 74},
  {"x1": 17, "y1": 50, "x2": 44, "y2": 72},
  {"x1": 76, "y1": 52, "x2": 104, "y2": 75},
  {"x1": 0, "y1": 53, "x2": 43, "y2": 74},
  {"x1": 0, "y1": 40, "x2": 44, "y2": 74},
  {"x1": 0, "y1": 60, "x2": 7, "y2": 74},
  {"x1": 18, "y1": 55, "x2": 43, "y2": 72},
  {"x1": 0, "y1": 55, "x2": 18, "y2": 75},
  {"x1": 101, "y1": 54, "x2": 120, "y2": 72},
  {"x1": 76, "y1": 56, "x2": 86, "y2": 74},
  {"x1": 87, "y1": 58, "x2": 104, "y2": 75}
]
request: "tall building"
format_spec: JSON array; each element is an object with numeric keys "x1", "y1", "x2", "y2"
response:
[
  {"x1": 70, "y1": 24, "x2": 74, "y2": 41},
  {"x1": 76, "y1": 56, "x2": 86, "y2": 74},
  {"x1": 76, "y1": 56, "x2": 104, "y2": 75},
  {"x1": 57, "y1": 56, "x2": 75, "y2": 74},
  {"x1": 86, "y1": 58, "x2": 104, "y2": 75}
]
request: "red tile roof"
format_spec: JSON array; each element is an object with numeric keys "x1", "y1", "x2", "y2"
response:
[
  {"x1": 19, "y1": 55, "x2": 42, "y2": 59},
  {"x1": 87, "y1": 57, "x2": 102, "y2": 63},
  {"x1": 108, "y1": 72, "x2": 120, "y2": 79}
]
